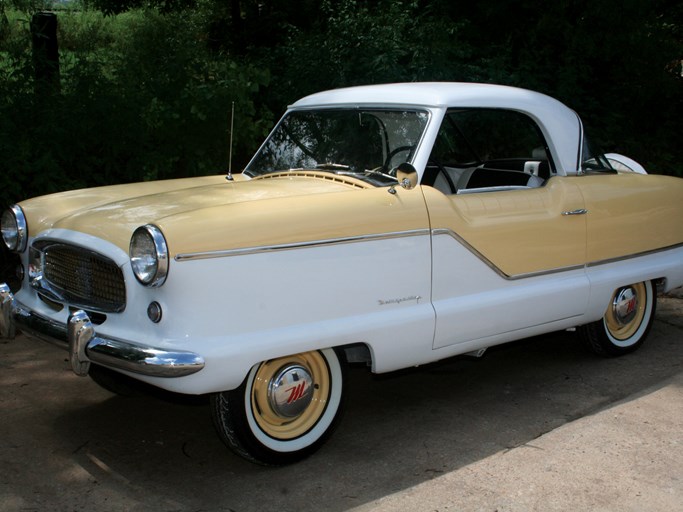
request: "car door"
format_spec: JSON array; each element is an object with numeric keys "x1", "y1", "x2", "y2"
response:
[
  {"x1": 425, "y1": 182, "x2": 590, "y2": 349},
  {"x1": 422, "y1": 109, "x2": 590, "y2": 349}
]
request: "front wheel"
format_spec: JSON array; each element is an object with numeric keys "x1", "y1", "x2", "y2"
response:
[
  {"x1": 579, "y1": 280, "x2": 656, "y2": 356},
  {"x1": 211, "y1": 348, "x2": 346, "y2": 465}
]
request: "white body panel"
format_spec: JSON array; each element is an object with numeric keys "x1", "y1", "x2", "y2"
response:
[
  {"x1": 144, "y1": 241, "x2": 683, "y2": 394},
  {"x1": 11, "y1": 220, "x2": 683, "y2": 395},
  {"x1": 102, "y1": 234, "x2": 434, "y2": 393},
  {"x1": 431, "y1": 234, "x2": 589, "y2": 349},
  {"x1": 289, "y1": 83, "x2": 582, "y2": 175}
]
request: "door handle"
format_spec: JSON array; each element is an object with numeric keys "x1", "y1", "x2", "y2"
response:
[{"x1": 562, "y1": 208, "x2": 588, "y2": 216}]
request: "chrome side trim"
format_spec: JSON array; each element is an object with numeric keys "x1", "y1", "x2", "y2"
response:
[
  {"x1": 432, "y1": 228, "x2": 584, "y2": 281},
  {"x1": 432, "y1": 228, "x2": 585, "y2": 280},
  {"x1": 433, "y1": 229, "x2": 683, "y2": 281},
  {"x1": 0, "y1": 286, "x2": 204, "y2": 378},
  {"x1": 433, "y1": 228, "x2": 508, "y2": 279},
  {"x1": 175, "y1": 229, "x2": 431, "y2": 262},
  {"x1": 586, "y1": 242, "x2": 683, "y2": 268}
]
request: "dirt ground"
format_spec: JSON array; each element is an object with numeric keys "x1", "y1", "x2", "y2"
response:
[{"x1": 1, "y1": 293, "x2": 682, "y2": 512}]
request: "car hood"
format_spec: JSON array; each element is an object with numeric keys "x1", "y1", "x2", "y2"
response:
[{"x1": 22, "y1": 172, "x2": 428, "y2": 257}]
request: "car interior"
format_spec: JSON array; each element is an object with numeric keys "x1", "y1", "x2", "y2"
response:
[{"x1": 422, "y1": 109, "x2": 553, "y2": 195}]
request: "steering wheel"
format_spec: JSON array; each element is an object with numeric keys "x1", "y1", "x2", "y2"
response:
[{"x1": 384, "y1": 145, "x2": 415, "y2": 170}]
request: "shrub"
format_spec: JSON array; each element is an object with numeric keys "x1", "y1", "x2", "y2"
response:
[{"x1": 0, "y1": 7, "x2": 271, "y2": 209}]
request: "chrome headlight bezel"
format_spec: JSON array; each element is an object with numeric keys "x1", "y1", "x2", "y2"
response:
[
  {"x1": 1, "y1": 205, "x2": 28, "y2": 253},
  {"x1": 129, "y1": 224, "x2": 169, "y2": 287}
]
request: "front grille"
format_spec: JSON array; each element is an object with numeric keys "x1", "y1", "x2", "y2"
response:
[{"x1": 36, "y1": 242, "x2": 126, "y2": 313}]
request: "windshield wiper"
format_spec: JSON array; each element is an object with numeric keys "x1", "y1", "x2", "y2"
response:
[{"x1": 315, "y1": 162, "x2": 351, "y2": 171}]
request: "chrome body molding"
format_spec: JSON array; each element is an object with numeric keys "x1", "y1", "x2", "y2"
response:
[
  {"x1": 431, "y1": 228, "x2": 584, "y2": 280},
  {"x1": 561, "y1": 208, "x2": 588, "y2": 216},
  {"x1": 0, "y1": 284, "x2": 204, "y2": 378},
  {"x1": 432, "y1": 229, "x2": 683, "y2": 281},
  {"x1": 174, "y1": 229, "x2": 431, "y2": 262},
  {"x1": 586, "y1": 242, "x2": 683, "y2": 269}
]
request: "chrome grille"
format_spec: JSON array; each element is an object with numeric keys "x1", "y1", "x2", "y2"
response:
[{"x1": 35, "y1": 242, "x2": 126, "y2": 312}]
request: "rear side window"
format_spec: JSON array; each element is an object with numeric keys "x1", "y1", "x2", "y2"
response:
[
  {"x1": 431, "y1": 109, "x2": 552, "y2": 168},
  {"x1": 580, "y1": 135, "x2": 613, "y2": 173}
]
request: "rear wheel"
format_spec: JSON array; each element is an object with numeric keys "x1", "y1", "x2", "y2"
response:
[
  {"x1": 211, "y1": 348, "x2": 346, "y2": 465},
  {"x1": 579, "y1": 280, "x2": 656, "y2": 356}
]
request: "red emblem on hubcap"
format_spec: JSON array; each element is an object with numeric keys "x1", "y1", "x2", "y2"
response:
[
  {"x1": 625, "y1": 296, "x2": 637, "y2": 316},
  {"x1": 286, "y1": 381, "x2": 308, "y2": 404}
]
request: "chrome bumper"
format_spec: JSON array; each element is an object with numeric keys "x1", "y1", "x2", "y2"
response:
[{"x1": 0, "y1": 283, "x2": 205, "y2": 378}]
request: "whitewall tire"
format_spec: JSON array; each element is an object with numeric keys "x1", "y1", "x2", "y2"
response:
[
  {"x1": 579, "y1": 281, "x2": 656, "y2": 356},
  {"x1": 211, "y1": 348, "x2": 346, "y2": 465}
]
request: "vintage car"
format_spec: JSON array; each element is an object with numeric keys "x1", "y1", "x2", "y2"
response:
[{"x1": 1, "y1": 83, "x2": 682, "y2": 465}]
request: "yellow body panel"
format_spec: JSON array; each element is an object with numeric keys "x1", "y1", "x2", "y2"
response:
[
  {"x1": 579, "y1": 173, "x2": 683, "y2": 263},
  {"x1": 423, "y1": 178, "x2": 587, "y2": 276},
  {"x1": 424, "y1": 173, "x2": 683, "y2": 277},
  {"x1": 19, "y1": 170, "x2": 683, "y2": 275},
  {"x1": 160, "y1": 180, "x2": 429, "y2": 257},
  {"x1": 20, "y1": 172, "x2": 430, "y2": 256},
  {"x1": 21, "y1": 174, "x2": 235, "y2": 250}
]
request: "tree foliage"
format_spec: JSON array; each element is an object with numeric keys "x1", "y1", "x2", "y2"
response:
[
  {"x1": 0, "y1": 6, "x2": 270, "y2": 209},
  {"x1": 0, "y1": 0, "x2": 681, "y2": 214}
]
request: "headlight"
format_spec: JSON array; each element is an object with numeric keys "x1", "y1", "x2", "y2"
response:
[
  {"x1": 1, "y1": 205, "x2": 27, "y2": 252},
  {"x1": 129, "y1": 224, "x2": 169, "y2": 287}
]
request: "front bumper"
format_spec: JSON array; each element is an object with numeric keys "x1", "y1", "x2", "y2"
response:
[{"x1": 0, "y1": 283, "x2": 205, "y2": 378}]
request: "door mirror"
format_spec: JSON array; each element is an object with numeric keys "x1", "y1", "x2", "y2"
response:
[{"x1": 396, "y1": 162, "x2": 418, "y2": 190}]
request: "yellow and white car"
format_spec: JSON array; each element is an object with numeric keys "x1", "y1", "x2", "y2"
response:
[{"x1": 2, "y1": 83, "x2": 682, "y2": 465}]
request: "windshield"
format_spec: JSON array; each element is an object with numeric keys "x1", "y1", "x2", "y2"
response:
[{"x1": 244, "y1": 109, "x2": 429, "y2": 185}]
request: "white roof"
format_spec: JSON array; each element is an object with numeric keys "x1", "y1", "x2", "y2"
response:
[{"x1": 291, "y1": 83, "x2": 583, "y2": 174}]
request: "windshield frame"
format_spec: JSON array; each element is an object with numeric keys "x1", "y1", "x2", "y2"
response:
[{"x1": 243, "y1": 106, "x2": 432, "y2": 186}]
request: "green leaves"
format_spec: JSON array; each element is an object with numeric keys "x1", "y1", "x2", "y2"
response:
[
  {"x1": 0, "y1": 0, "x2": 680, "y2": 213},
  {"x1": 0, "y1": 7, "x2": 271, "y2": 208}
]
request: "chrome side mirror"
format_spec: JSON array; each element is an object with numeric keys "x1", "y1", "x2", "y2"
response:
[{"x1": 388, "y1": 163, "x2": 418, "y2": 194}]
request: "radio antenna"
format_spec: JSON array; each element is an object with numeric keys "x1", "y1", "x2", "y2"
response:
[{"x1": 226, "y1": 101, "x2": 235, "y2": 181}]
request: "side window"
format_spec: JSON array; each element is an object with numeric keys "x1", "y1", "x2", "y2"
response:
[
  {"x1": 580, "y1": 135, "x2": 614, "y2": 173},
  {"x1": 425, "y1": 109, "x2": 553, "y2": 194}
]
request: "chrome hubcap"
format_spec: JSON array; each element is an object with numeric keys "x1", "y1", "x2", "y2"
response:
[
  {"x1": 612, "y1": 287, "x2": 638, "y2": 326},
  {"x1": 267, "y1": 364, "x2": 314, "y2": 418}
]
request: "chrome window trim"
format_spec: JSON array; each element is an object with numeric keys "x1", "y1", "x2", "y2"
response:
[{"x1": 175, "y1": 229, "x2": 431, "y2": 262}]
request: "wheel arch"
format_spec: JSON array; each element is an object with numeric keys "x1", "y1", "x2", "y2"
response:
[{"x1": 340, "y1": 342, "x2": 373, "y2": 366}]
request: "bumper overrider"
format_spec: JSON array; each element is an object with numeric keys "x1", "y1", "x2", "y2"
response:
[{"x1": 0, "y1": 283, "x2": 205, "y2": 378}]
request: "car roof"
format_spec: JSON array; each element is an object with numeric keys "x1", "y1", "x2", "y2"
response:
[{"x1": 290, "y1": 82, "x2": 583, "y2": 174}]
